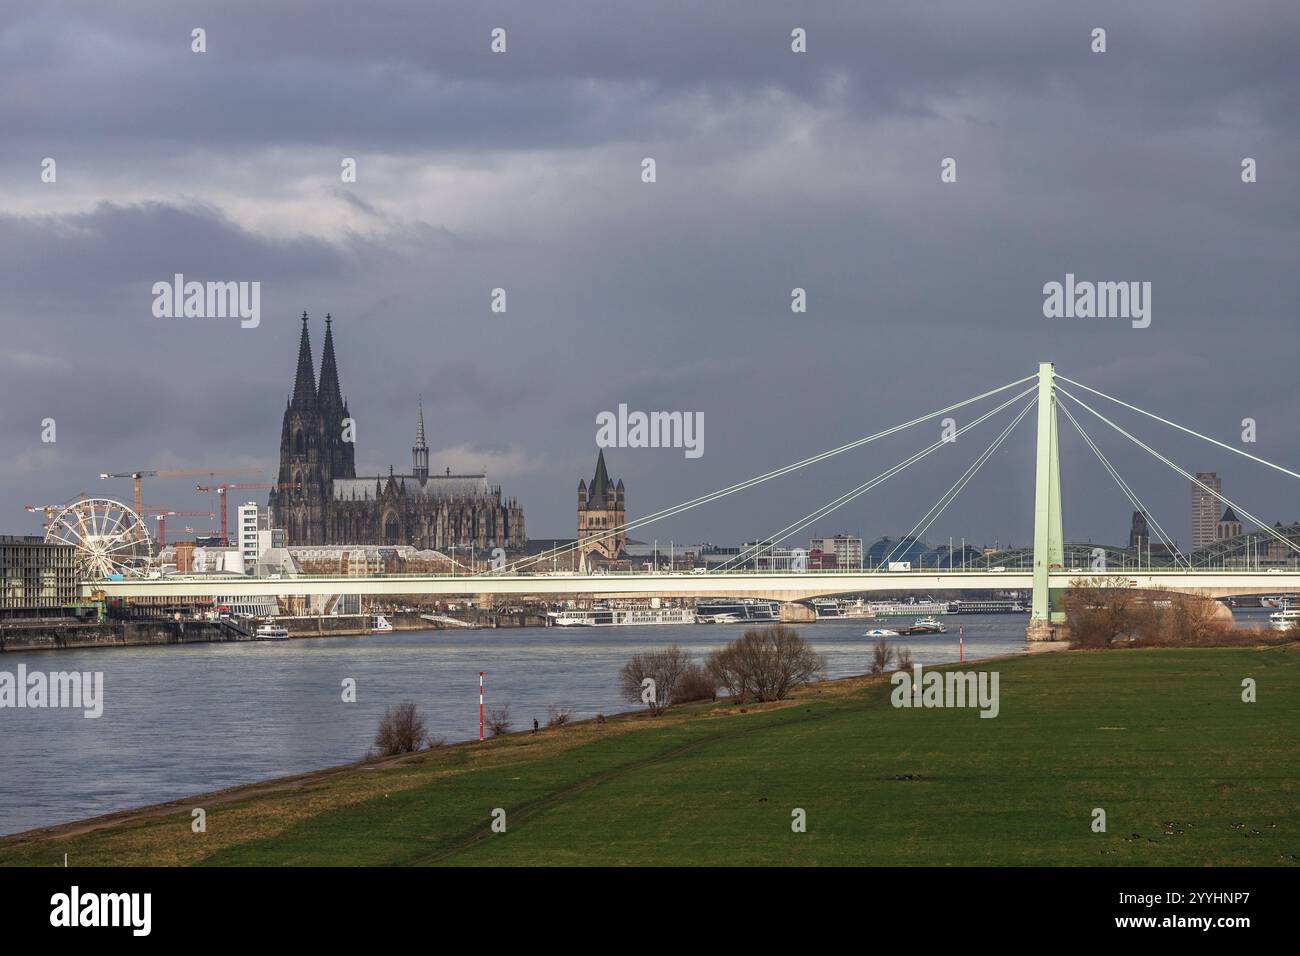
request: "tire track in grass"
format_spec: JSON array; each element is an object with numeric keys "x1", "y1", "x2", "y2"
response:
[{"x1": 404, "y1": 703, "x2": 842, "y2": 865}]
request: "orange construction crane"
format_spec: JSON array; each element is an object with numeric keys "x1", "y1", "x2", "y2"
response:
[
  {"x1": 24, "y1": 493, "x2": 98, "y2": 527},
  {"x1": 151, "y1": 511, "x2": 216, "y2": 549},
  {"x1": 195, "y1": 482, "x2": 300, "y2": 545},
  {"x1": 99, "y1": 468, "x2": 261, "y2": 518}
]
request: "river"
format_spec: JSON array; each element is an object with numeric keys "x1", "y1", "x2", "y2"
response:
[{"x1": 0, "y1": 610, "x2": 1273, "y2": 836}]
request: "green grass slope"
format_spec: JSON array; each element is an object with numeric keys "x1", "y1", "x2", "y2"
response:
[{"x1": 3, "y1": 646, "x2": 1296, "y2": 867}]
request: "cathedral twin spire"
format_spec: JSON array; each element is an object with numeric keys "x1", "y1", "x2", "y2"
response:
[
  {"x1": 285, "y1": 312, "x2": 355, "y2": 482},
  {"x1": 318, "y1": 313, "x2": 345, "y2": 412},
  {"x1": 288, "y1": 312, "x2": 433, "y2": 485},
  {"x1": 291, "y1": 311, "x2": 347, "y2": 414},
  {"x1": 290, "y1": 311, "x2": 316, "y2": 406}
]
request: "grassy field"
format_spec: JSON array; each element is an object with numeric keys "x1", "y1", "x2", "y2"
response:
[{"x1": 2, "y1": 645, "x2": 1297, "y2": 866}]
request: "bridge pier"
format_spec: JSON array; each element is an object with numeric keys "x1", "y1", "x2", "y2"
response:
[{"x1": 1026, "y1": 618, "x2": 1069, "y2": 643}]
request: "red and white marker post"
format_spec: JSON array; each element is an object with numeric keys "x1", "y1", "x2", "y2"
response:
[
  {"x1": 959, "y1": 625, "x2": 964, "y2": 662},
  {"x1": 479, "y1": 671, "x2": 485, "y2": 741}
]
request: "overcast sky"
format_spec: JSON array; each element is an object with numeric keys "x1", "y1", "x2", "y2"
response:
[{"x1": 2, "y1": 0, "x2": 1297, "y2": 550}]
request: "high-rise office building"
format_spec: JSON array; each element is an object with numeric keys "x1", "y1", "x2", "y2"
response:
[
  {"x1": 811, "y1": 534, "x2": 864, "y2": 570},
  {"x1": 238, "y1": 502, "x2": 260, "y2": 574},
  {"x1": 1191, "y1": 472, "x2": 1223, "y2": 551}
]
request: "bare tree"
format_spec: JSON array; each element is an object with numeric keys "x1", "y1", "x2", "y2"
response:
[
  {"x1": 486, "y1": 704, "x2": 513, "y2": 737},
  {"x1": 545, "y1": 703, "x2": 573, "y2": 728},
  {"x1": 870, "y1": 636, "x2": 895, "y2": 675},
  {"x1": 676, "y1": 663, "x2": 717, "y2": 703},
  {"x1": 706, "y1": 641, "x2": 748, "y2": 702},
  {"x1": 619, "y1": 645, "x2": 692, "y2": 715},
  {"x1": 707, "y1": 626, "x2": 826, "y2": 702},
  {"x1": 1066, "y1": 579, "x2": 1242, "y2": 647},
  {"x1": 895, "y1": 646, "x2": 914, "y2": 671},
  {"x1": 372, "y1": 700, "x2": 429, "y2": 756},
  {"x1": 1064, "y1": 575, "x2": 1142, "y2": 646}
]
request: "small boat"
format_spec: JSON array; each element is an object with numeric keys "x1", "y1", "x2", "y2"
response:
[
  {"x1": 371, "y1": 614, "x2": 395, "y2": 633},
  {"x1": 549, "y1": 610, "x2": 598, "y2": 626},
  {"x1": 865, "y1": 628, "x2": 900, "y2": 638},
  {"x1": 254, "y1": 623, "x2": 290, "y2": 641},
  {"x1": 695, "y1": 612, "x2": 744, "y2": 624},
  {"x1": 898, "y1": 617, "x2": 947, "y2": 635},
  {"x1": 1269, "y1": 608, "x2": 1299, "y2": 631}
]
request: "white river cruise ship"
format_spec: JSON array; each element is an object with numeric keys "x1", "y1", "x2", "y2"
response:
[{"x1": 548, "y1": 602, "x2": 696, "y2": 627}]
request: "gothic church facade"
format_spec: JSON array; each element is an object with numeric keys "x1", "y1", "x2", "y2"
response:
[{"x1": 270, "y1": 313, "x2": 525, "y2": 552}]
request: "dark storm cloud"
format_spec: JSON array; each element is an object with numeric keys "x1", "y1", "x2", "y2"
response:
[
  {"x1": 5, "y1": 1, "x2": 1296, "y2": 153},
  {"x1": 0, "y1": 201, "x2": 350, "y2": 300},
  {"x1": 1, "y1": 0, "x2": 1298, "y2": 548}
]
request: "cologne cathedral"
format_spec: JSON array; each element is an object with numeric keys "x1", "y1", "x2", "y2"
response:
[{"x1": 269, "y1": 313, "x2": 526, "y2": 551}]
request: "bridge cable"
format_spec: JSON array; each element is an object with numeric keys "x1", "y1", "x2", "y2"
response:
[
  {"x1": 1056, "y1": 399, "x2": 1191, "y2": 570},
  {"x1": 1058, "y1": 374, "x2": 1300, "y2": 483},
  {"x1": 718, "y1": 384, "x2": 1038, "y2": 571},
  {"x1": 718, "y1": 387, "x2": 1035, "y2": 571},
  {"x1": 877, "y1": 395, "x2": 1037, "y2": 571},
  {"x1": 492, "y1": 373, "x2": 1038, "y2": 575},
  {"x1": 1056, "y1": 386, "x2": 1300, "y2": 560}
]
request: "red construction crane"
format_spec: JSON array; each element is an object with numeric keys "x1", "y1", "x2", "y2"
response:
[
  {"x1": 99, "y1": 468, "x2": 261, "y2": 518},
  {"x1": 151, "y1": 511, "x2": 215, "y2": 549},
  {"x1": 195, "y1": 482, "x2": 300, "y2": 545}
]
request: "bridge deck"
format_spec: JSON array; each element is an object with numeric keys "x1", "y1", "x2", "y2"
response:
[{"x1": 89, "y1": 570, "x2": 1300, "y2": 601}]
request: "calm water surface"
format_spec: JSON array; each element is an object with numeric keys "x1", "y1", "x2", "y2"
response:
[{"x1": 0, "y1": 611, "x2": 1270, "y2": 836}]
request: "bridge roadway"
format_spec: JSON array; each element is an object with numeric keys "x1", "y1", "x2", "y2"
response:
[{"x1": 89, "y1": 569, "x2": 1300, "y2": 602}]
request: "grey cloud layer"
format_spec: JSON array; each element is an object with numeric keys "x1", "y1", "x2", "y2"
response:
[{"x1": 1, "y1": 1, "x2": 1298, "y2": 545}]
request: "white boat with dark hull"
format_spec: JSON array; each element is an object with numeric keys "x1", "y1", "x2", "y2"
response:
[
  {"x1": 897, "y1": 617, "x2": 947, "y2": 635},
  {"x1": 254, "y1": 622, "x2": 290, "y2": 641}
]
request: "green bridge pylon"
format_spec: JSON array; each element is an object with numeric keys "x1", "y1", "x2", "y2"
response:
[{"x1": 1028, "y1": 361, "x2": 1067, "y2": 641}]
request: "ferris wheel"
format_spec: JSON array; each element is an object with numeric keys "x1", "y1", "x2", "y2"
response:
[{"x1": 43, "y1": 497, "x2": 154, "y2": 579}]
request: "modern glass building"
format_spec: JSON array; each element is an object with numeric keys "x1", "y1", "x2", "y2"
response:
[{"x1": 0, "y1": 535, "x2": 79, "y2": 613}]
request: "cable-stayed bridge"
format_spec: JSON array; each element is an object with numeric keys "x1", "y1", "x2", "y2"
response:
[{"x1": 93, "y1": 363, "x2": 1300, "y2": 640}]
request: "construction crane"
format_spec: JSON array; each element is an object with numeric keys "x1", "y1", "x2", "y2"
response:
[
  {"x1": 99, "y1": 469, "x2": 261, "y2": 518},
  {"x1": 195, "y1": 482, "x2": 301, "y2": 545},
  {"x1": 151, "y1": 511, "x2": 215, "y2": 549}
]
